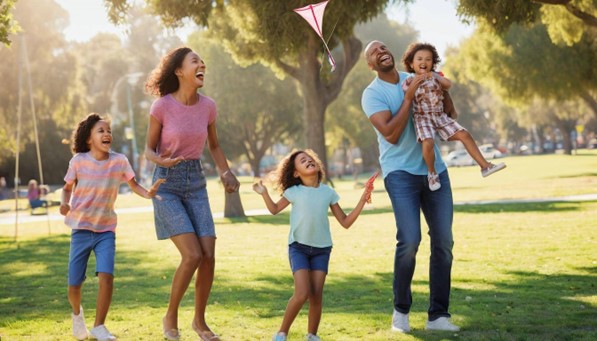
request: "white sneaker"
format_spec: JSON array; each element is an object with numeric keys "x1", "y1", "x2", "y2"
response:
[
  {"x1": 272, "y1": 332, "x2": 287, "y2": 341},
  {"x1": 425, "y1": 317, "x2": 460, "y2": 331},
  {"x1": 306, "y1": 333, "x2": 321, "y2": 341},
  {"x1": 427, "y1": 172, "x2": 441, "y2": 191},
  {"x1": 71, "y1": 306, "x2": 89, "y2": 340},
  {"x1": 481, "y1": 162, "x2": 506, "y2": 177},
  {"x1": 391, "y1": 309, "x2": 410, "y2": 332},
  {"x1": 90, "y1": 324, "x2": 117, "y2": 341}
]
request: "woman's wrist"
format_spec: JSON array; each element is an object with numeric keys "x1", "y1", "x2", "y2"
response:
[{"x1": 221, "y1": 169, "x2": 232, "y2": 177}]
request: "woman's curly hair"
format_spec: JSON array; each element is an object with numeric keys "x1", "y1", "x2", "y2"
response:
[
  {"x1": 401, "y1": 42, "x2": 441, "y2": 73},
  {"x1": 71, "y1": 113, "x2": 109, "y2": 154},
  {"x1": 271, "y1": 149, "x2": 326, "y2": 193},
  {"x1": 145, "y1": 46, "x2": 192, "y2": 97}
]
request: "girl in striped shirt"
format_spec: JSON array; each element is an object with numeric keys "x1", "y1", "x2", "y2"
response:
[{"x1": 60, "y1": 113, "x2": 163, "y2": 341}]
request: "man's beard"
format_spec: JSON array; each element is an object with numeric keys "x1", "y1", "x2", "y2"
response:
[{"x1": 378, "y1": 63, "x2": 395, "y2": 72}]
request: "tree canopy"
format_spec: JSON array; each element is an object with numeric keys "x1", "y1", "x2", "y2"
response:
[
  {"x1": 457, "y1": 0, "x2": 597, "y2": 45},
  {"x1": 106, "y1": 0, "x2": 407, "y2": 168}
]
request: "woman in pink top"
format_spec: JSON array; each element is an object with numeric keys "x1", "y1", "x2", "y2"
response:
[{"x1": 145, "y1": 47, "x2": 239, "y2": 341}]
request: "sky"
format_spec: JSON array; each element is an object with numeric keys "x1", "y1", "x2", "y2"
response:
[{"x1": 54, "y1": 0, "x2": 475, "y2": 59}]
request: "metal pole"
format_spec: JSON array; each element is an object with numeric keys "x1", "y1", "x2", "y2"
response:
[{"x1": 125, "y1": 84, "x2": 139, "y2": 172}]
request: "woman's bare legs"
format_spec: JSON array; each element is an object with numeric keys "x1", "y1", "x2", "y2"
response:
[
  {"x1": 278, "y1": 269, "x2": 310, "y2": 334},
  {"x1": 192, "y1": 236, "x2": 218, "y2": 338},
  {"x1": 449, "y1": 130, "x2": 491, "y2": 169},
  {"x1": 163, "y1": 233, "x2": 202, "y2": 332},
  {"x1": 307, "y1": 271, "x2": 327, "y2": 336}
]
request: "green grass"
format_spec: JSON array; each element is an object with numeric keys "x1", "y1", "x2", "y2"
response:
[{"x1": 0, "y1": 151, "x2": 596, "y2": 340}]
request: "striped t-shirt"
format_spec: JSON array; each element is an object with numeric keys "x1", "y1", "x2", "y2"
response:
[{"x1": 64, "y1": 151, "x2": 135, "y2": 232}]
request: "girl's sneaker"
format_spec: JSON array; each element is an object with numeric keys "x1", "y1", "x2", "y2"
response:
[
  {"x1": 428, "y1": 172, "x2": 441, "y2": 191},
  {"x1": 272, "y1": 332, "x2": 287, "y2": 341},
  {"x1": 306, "y1": 333, "x2": 321, "y2": 341},
  {"x1": 71, "y1": 306, "x2": 89, "y2": 340}
]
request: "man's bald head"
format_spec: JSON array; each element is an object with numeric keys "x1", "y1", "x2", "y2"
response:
[{"x1": 364, "y1": 40, "x2": 384, "y2": 59}]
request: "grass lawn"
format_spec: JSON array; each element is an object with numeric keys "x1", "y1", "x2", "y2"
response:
[{"x1": 0, "y1": 151, "x2": 595, "y2": 340}]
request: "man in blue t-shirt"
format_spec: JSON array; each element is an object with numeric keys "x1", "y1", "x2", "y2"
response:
[{"x1": 361, "y1": 40, "x2": 460, "y2": 333}]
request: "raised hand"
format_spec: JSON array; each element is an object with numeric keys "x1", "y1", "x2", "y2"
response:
[{"x1": 252, "y1": 180, "x2": 267, "y2": 195}]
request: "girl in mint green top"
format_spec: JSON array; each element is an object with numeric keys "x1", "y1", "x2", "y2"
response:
[{"x1": 253, "y1": 149, "x2": 374, "y2": 341}]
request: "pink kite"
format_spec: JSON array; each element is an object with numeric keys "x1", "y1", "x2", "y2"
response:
[{"x1": 293, "y1": 0, "x2": 336, "y2": 72}]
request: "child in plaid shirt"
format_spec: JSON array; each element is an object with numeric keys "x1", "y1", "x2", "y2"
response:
[{"x1": 401, "y1": 42, "x2": 506, "y2": 191}]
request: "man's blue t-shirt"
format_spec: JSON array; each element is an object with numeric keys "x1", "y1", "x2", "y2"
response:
[{"x1": 361, "y1": 71, "x2": 446, "y2": 178}]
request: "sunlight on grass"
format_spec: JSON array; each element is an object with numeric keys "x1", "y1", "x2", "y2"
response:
[{"x1": 0, "y1": 152, "x2": 596, "y2": 340}]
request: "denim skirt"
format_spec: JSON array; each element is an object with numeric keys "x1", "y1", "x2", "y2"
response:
[{"x1": 152, "y1": 159, "x2": 215, "y2": 240}]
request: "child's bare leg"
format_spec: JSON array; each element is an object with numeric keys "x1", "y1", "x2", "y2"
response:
[
  {"x1": 421, "y1": 139, "x2": 436, "y2": 174},
  {"x1": 307, "y1": 271, "x2": 327, "y2": 336},
  {"x1": 94, "y1": 272, "x2": 113, "y2": 327},
  {"x1": 68, "y1": 284, "x2": 83, "y2": 314},
  {"x1": 279, "y1": 269, "x2": 310, "y2": 334},
  {"x1": 449, "y1": 130, "x2": 491, "y2": 169}
]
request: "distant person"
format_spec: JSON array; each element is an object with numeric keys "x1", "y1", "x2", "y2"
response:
[
  {"x1": 252, "y1": 149, "x2": 374, "y2": 341},
  {"x1": 361, "y1": 40, "x2": 460, "y2": 333},
  {"x1": 60, "y1": 113, "x2": 163, "y2": 341},
  {"x1": 145, "y1": 46, "x2": 240, "y2": 341},
  {"x1": 0, "y1": 176, "x2": 9, "y2": 200},
  {"x1": 401, "y1": 42, "x2": 505, "y2": 190},
  {"x1": 27, "y1": 179, "x2": 48, "y2": 209}
]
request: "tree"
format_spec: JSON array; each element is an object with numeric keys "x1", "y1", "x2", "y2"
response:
[
  {"x1": 0, "y1": 0, "x2": 18, "y2": 46},
  {"x1": 0, "y1": 0, "x2": 84, "y2": 185},
  {"x1": 193, "y1": 33, "x2": 303, "y2": 177},
  {"x1": 457, "y1": 0, "x2": 597, "y2": 45},
  {"x1": 105, "y1": 0, "x2": 407, "y2": 170},
  {"x1": 327, "y1": 14, "x2": 417, "y2": 173}
]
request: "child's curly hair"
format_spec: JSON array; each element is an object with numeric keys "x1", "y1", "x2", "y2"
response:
[
  {"x1": 145, "y1": 46, "x2": 193, "y2": 97},
  {"x1": 401, "y1": 42, "x2": 441, "y2": 73},
  {"x1": 272, "y1": 149, "x2": 326, "y2": 193},
  {"x1": 71, "y1": 113, "x2": 109, "y2": 154}
]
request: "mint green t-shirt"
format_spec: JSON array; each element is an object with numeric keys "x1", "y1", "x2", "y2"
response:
[{"x1": 283, "y1": 184, "x2": 340, "y2": 248}]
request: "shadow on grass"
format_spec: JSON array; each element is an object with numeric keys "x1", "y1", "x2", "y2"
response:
[
  {"x1": 455, "y1": 201, "x2": 586, "y2": 214},
  {"x1": 555, "y1": 172, "x2": 597, "y2": 178},
  {"x1": 2, "y1": 234, "x2": 595, "y2": 340},
  {"x1": 0, "y1": 235, "x2": 174, "y2": 326}
]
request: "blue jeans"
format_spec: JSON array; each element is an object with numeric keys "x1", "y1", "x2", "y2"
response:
[
  {"x1": 384, "y1": 170, "x2": 454, "y2": 320},
  {"x1": 152, "y1": 160, "x2": 215, "y2": 240}
]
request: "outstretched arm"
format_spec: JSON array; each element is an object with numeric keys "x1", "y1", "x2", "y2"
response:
[
  {"x1": 330, "y1": 184, "x2": 374, "y2": 229},
  {"x1": 127, "y1": 177, "x2": 165, "y2": 199},
  {"x1": 253, "y1": 180, "x2": 290, "y2": 215}
]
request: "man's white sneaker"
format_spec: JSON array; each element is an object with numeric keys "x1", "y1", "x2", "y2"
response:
[
  {"x1": 425, "y1": 317, "x2": 460, "y2": 331},
  {"x1": 72, "y1": 306, "x2": 89, "y2": 340},
  {"x1": 90, "y1": 325, "x2": 117, "y2": 341},
  {"x1": 391, "y1": 309, "x2": 410, "y2": 332}
]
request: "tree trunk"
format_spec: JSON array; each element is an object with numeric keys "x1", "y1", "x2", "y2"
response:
[
  {"x1": 224, "y1": 191, "x2": 245, "y2": 218},
  {"x1": 580, "y1": 91, "x2": 597, "y2": 120}
]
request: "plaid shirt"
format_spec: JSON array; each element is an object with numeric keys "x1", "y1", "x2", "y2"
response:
[{"x1": 404, "y1": 77, "x2": 444, "y2": 115}]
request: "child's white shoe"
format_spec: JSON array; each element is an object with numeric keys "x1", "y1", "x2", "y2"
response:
[{"x1": 71, "y1": 306, "x2": 89, "y2": 340}]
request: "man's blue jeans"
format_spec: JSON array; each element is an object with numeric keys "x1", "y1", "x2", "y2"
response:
[{"x1": 384, "y1": 170, "x2": 454, "y2": 320}]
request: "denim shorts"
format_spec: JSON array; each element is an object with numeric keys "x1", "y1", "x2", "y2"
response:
[
  {"x1": 288, "y1": 242, "x2": 332, "y2": 274},
  {"x1": 68, "y1": 230, "x2": 115, "y2": 286},
  {"x1": 152, "y1": 159, "x2": 215, "y2": 240}
]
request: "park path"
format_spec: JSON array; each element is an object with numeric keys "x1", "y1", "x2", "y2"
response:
[{"x1": 1, "y1": 193, "x2": 596, "y2": 226}]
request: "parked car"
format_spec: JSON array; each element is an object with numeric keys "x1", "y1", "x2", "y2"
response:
[
  {"x1": 444, "y1": 150, "x2": 475, "y2": 167},
  {"x1": 479, "y1": 144, "x2": 503, "y2": 159}
]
